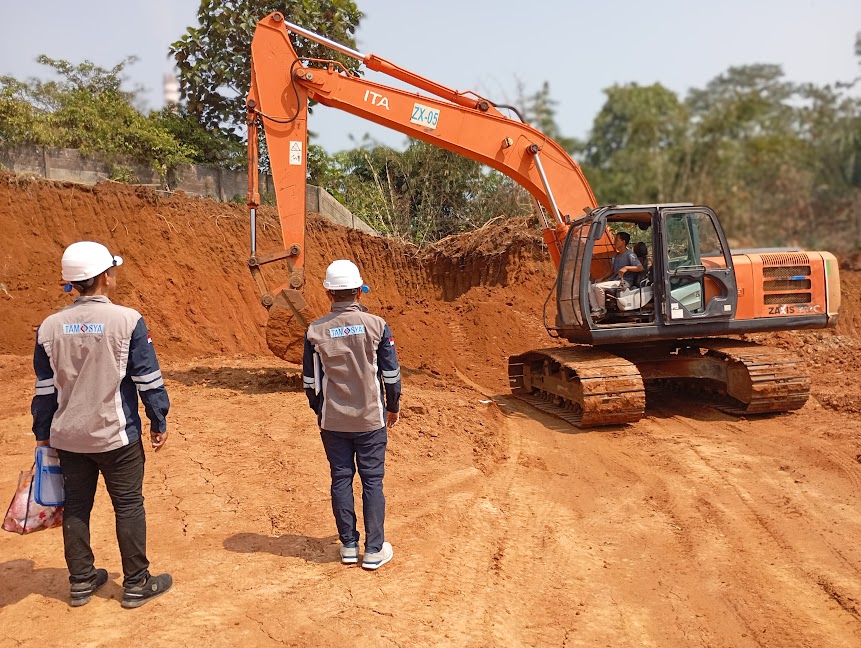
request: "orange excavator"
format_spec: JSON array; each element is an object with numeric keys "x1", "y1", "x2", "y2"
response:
[{"x1": 245, "y1": 12, "x2": 841, "y2": 426}]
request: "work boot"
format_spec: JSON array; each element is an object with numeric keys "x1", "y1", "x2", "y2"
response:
[
  {"x1": 340, "y1": 542, "x2": 359, "y2": 565},
  {"x1": 362, "y1": 542, "x2": 393, "y2": 571},
  {"x1": 121, "y1": 573, "x2": 173, "y2": 609},
  {"x1": 70, "y1": 568, "x2": 109, "y2": 607}
]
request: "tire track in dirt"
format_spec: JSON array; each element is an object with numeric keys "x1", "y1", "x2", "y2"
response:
[
  {"x1": 372, "y1": 372, "x2": 526, "y2": 644},
  {"x1": 479, "y1": 405, "x2": 599, "y2": 646},
  {"x1": 459, "y1": 386, "x2": 861, "y2": 646},
  {"x1": 366, "y1": 381, "x2": 591, "y2": 644},
  {"x1": 638, "y1": 412, "x2": 808, "y2": 646},
  {"x1": 502, "y1": 399, "x2": 742, "y2": 646},
  {"x1": 632, "y1": 401, "x2": 861, "y2": 647}
]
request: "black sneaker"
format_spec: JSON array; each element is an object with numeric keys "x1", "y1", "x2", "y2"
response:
[
  {"x1": 70, "y1": 568, "x2": 109, "y2": 607},
  {"x1": 121, "y1": 573, "x2": 173, "y2": 609}
]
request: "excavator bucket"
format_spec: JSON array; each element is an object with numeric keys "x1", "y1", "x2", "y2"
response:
[{"x1": 264, "y1": 288, "x2": 316, "y2": 364}]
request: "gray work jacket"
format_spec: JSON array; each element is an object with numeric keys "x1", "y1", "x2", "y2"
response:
[
  {"x1": 303, "y1": 302, "x2": 401, "y2": 432},
  {"x1": 32, "y1": 295, "x2": 169, "y2": 453}
]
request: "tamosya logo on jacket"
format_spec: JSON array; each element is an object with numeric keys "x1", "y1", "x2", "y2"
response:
[
  {"x1": 328, "y1": 324, "x2": 365, "y2": 338},
  {"x1": 62, "y1": 323, "x2": 105, "y2": 335}
]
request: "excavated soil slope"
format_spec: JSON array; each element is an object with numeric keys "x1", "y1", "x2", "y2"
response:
[
  {"x1": 1, "y1": 174, "x2": 858, "y2": 399},
  {"x1": 1, "y1": 176, "x2": 860, "y2": 647},
  {"x1": 0, "y1": 175, "x2": 557, "y2": 389}
]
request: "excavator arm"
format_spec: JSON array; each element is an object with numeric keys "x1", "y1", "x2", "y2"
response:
[
  {"x1": 246, "y1": 12, "x2": 601, "y2": 288},
  {"x1": 246, "y1": 12, "x2": 611, "y2": 363}
]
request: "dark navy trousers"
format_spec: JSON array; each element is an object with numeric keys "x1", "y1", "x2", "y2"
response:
[{"x1": 320, "y1": 427, "x2": 387, "y2": 553}]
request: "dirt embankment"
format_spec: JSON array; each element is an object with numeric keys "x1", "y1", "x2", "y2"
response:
[
  {"x1": 0, "y1": 175, "x2": 558, "y2": 390},
  {"x1": 2, "y1": 173, "x2": 859, "y2": 398},
  {"x1": 0, "y1": 175, "x2": 274, "y2": 357}
]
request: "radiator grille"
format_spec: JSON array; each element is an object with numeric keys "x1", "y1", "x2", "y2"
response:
[
  {"x1": 764, "y1": 293, "x2": 812, "y2": 304},
  {"x1": 760, "y1": 253, "x2": 811, "y2": 266},
  {"x1": 763, "y1": 265, "x2": 810, "y2": 279},
  {"x1": 764, "y1": 279, "x2": 811, "y2": 291}
]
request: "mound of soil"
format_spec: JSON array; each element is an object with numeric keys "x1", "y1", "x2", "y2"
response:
[
  {"x1": 0, "y1": 175, "x2": 274, "y2": 357},
  {"x1": 0, "y1": 175, "x2": 558, "y2": 390}
]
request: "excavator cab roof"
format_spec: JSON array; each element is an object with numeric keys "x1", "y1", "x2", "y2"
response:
[{"x1": 573, "y1": 203, "x2": 697, "y2": 228}]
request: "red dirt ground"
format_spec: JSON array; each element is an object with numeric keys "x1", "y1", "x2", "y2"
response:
[{"x1": 1, "y1": 176, "x2": 860, "y2": 647}]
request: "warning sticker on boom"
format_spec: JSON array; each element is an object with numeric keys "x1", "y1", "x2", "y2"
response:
[{"x1": 289, "y1": 141, "x2": 303, "y2": 165}]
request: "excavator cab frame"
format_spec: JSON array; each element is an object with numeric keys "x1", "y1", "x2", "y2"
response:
[{"x1": 556, "y1": 204, "x2": 738, "y2": 344}]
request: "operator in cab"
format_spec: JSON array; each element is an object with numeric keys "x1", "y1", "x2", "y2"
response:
[{"x1": 588, "y1": 231, "x2": 643, "y2": 318}]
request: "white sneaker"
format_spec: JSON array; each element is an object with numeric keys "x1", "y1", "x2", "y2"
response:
[
  {"x1": 340, "y1": 544, "x2": 359, "y2": 565},
  {"x1": 361, "y1": 542, "x2": 393, "y2": 570}
]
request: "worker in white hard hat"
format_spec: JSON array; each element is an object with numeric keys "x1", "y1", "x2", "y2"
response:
[
  {"x1": 32, "y1": 241, "x2": 172, "y2": 608},
  {"x1": 303, "y1": 259, "x2": 401, "y2": 570}
]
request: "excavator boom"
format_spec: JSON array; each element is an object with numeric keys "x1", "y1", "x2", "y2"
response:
[{"x1": 247, "y1": 12, "x2": 598, "y2": 275}]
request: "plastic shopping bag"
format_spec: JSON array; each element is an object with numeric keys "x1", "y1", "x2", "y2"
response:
[{"x1": 2, "y1": 464, "x2": 63, "y2": 534}]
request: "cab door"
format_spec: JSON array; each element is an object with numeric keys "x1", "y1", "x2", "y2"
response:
[{"x1": 658, "y1": 207, "x2": 737, "y2": 323}]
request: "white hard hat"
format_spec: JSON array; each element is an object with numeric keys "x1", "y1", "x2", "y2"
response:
[
  {"x1": 323, "y1": 259, "x2": 363, "y2": 290},
  {"x1": 61, "y1": 241, "x2": 123, "y2": 282}
]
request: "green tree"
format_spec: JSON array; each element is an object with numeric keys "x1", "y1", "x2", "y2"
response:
[
  {"x1": 150, "y1": 105, "x2": 245, "y2": 169},
  {"x1": 685, "y1": 65, "x2": 807, "y2": 241},
  {"x1": 581, "y1": 82, "x2": 688, "y2": 204},
  {"x1": 170, "y1": 0, "x2": 363, "y2": 133},
  {"x1": 0, "y1": 56, "x2": 197, "y2": 175},
  {"x1": 329, "y1": 140, "x2": 532, "y2": 244},
  {"x1": 0, "y1": 76, "x2": 51, "y2": 145},
  {"x1": 794, "y1": 79, "x2": 861, "y2": 248}
]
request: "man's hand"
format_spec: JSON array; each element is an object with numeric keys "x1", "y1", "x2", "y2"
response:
[
  {"x1": 386, "y1": 411, "x2": 400, "y2": 428},
  {"x1": 151, "y1": 430, "x2": 168, "y2": 451},
  {"x1": 35, "y1": 439, "x2": 50, "y2": 448}
]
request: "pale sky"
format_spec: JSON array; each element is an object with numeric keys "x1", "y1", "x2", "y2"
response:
[{"x1": 1, "y1": 0, "x2": 859, "y2": 153}]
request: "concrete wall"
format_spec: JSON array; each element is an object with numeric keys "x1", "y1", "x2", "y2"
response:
[
  {"x1": 305, "y1": 185, "x2": 376, "y2": 235},
  {"x1": 0, "y1": 145, "x2": 375, "y2": 235}
]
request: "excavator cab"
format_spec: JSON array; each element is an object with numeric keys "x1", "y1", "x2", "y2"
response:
[{"x1": 555, "y1": 204, "x2": 738, "y2": 345}]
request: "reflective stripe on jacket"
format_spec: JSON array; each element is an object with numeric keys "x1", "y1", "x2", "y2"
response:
[
  {"x1": 32, "y1": 295, "x2": 169, "y2": 453},
  {"x1": 303, "y1": 301, "x2": 401, "y2": 433}
]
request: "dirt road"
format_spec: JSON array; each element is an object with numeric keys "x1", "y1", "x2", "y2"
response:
[
  {"x1": 2, "y1": 351, "x2": 860, "y2": 647},
  {"x1": 1, "y1": 178, "x2": 860, "y2": 646}
]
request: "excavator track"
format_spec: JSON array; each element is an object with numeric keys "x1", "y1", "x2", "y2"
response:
[
  {"x1": 672, "y1": 339, "x2": 810, "y2": 415},
  {"x1": 508, "y1": 347, "x2": 646, "y2": 427},
  {"x1": 509, "y1": 339, "x2": 808, "y2": 427}
]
